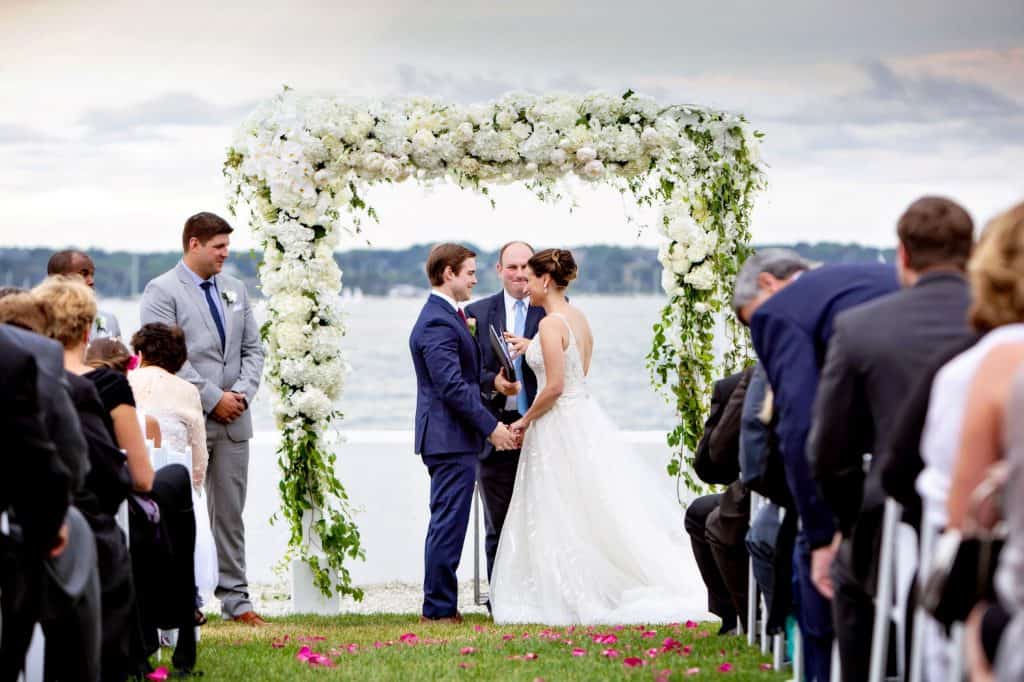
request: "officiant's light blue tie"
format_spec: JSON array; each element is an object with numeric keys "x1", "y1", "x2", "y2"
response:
[
  {"x1": 514, "y1": 299, "x2": 528, "y2": 415},
  {"x1": 200, "y1": 281, "x2": 226, "y2": 351}
]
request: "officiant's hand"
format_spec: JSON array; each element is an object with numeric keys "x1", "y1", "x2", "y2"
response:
[
  {"x1": 494, "y1": 368, "x2": 522, "y2": 397},
  {"x1": 212, "y1": 391, "x2": 246, "y2": 423},
  {"x1": 488, "y1": 423, "x2": 518, "y2": 451},
  {"x1": 503, "y1": 332, "x2": 530, "y2": 358}
]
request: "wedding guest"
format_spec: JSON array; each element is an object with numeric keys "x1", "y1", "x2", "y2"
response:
[
  {"x1": 140, "y1": 212, "x2": 266, "y2": 626},
  {"x1": 732, "y1": 249, "x2": 898, "y2": 681},
  {"x1": 909, "y1": 201, "x2": 1024, "y2": 680},
  {"x1": 32, "y1": 274, "x2": 146, "y2": 679},
  {"x1": 86, "y1": 338, "x2": 162, "y2": 447},
  {"x1": 0, "y1": 329, "x2": 72, "y2": 680},
  {"x1": 127, "y1": 323, "x2": 209, "y2": 490},
  {"x1": 965, "y1": 367, "x2": 1024, "y2": 680},
  {"x1": 686, "y1": 369, "x2": 749, "y2": 634},
  {"x1": 85, "y1": 335, "x2": 200, "y2": 672},
  {"x1": 465, "y1": 241, "x2": 543, "y2": 586},
  {"x1": 0, "y1": 290, "x2": 102, "y2": 680},
  {"x1": 807, "y1": 196, "x2": 974, "y2": 681},
  {"x1": 47, "y1": 249, "x2": 122, "y2": 339}
]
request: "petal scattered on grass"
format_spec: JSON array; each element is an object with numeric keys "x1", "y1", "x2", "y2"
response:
[
  {"x1": 686, "y1": 667, "x2": 701, "y2": 676},
  {"x1": 623, "y1": 657, "x2": 645, "y2": 668},
  {"x1": 718, "y1": 662, "x2": 733, "y2": 672},
  {"x1": 641, "y1": 630, "x2": 658, "y2": 638},
  {"x1": 647, "y1": 648, "x2": 660, "y2": 658},
  {"x1": 502, "y1": 634, "x2": 516, "y2": 641},
  {"x1": 682, "y1": 645, "x2": 694, "y2": 655},
  {"x1": 685, "y1": 620, "x2": 698, "y2": 629},
  {"x1": 571, "y1": 648, "x2": 587, "y2": 657},
  {"x1": 760, "y1": 663, "x2": 773, "y2": 671},
  {"x1": 458, "y1": 662, "x2": 475, "y2": 669},
  {"x1": 399, "y1": 632, "x2": 419, "y2": 645},
  {"x1": 655, "y1": 669, "x2": 672, "y2": 682},
  {"x1": 602, "y1": 648, "x2": 620, "y2": 658},
  {"x1": 460, "y1": 647, "x2": 477, "y2": 655},
  {"x1": 296, "y1": 646, "x2": 313, "y2": 662},
  {"x1": 145, "y1": 668, "x2": 169, "y2": 681}
]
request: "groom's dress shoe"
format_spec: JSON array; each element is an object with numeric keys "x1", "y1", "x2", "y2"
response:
[{"x1": 420, "y1": 611, "x2": 464, "y2": 625}]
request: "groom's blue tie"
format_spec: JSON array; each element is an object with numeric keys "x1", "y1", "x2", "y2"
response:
[
  {"x1": 514, "y1": 299, "x2": 528, "y2": 415},
  {"x1": 200, "y1": 281, "x2": 226, "y2": 351}
]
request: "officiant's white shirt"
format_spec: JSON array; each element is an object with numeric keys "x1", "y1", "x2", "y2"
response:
[{"x1": 504, "y1": 291, "x2": 530, "y2": 411}]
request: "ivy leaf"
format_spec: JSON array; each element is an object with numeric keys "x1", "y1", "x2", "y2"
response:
[{"x1": 622, "y1": 89, "x2": 635, "y2": 100}]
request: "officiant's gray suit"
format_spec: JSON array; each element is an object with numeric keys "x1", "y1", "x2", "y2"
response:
[{"x1": 140, "y1": 261, "x2": 264, "y2": 617}]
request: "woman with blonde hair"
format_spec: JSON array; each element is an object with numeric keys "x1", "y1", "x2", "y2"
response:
[{"x1": 916, "y1": 201, "x2": 1024, "y2": 681}]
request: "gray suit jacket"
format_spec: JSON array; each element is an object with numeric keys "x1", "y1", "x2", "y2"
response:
[
  {"x1": 809, "y1": 271, "x2": 970, "y2": 582},
  {"x1": 0, "y1": 324, "x2": 88, "y2": 490},
  {"x1": 139, "y1": 262, "x2": 264, "y2": 442},
  {"x1": 91, "y1": 308, "x2": 121, "y2": 340}
]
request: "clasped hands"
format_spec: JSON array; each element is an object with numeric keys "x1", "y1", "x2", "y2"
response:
[
  {"x1": 489, "y1": 421, "x2": 526, "y2": 451},
  {"x1": 212, "y1": 390, "x2": 248, "y2": 423}
]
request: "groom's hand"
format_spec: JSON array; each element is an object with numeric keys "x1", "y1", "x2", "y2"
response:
[
  {"x1": 488, "y1": 423, "x2": 517, "y2": 451},
  {"x1": 494, "y1": 368, "x2": 522, "y2": 398},
  {"x1": 212, "y1": 391, "x2": 246, "y2": 423}
]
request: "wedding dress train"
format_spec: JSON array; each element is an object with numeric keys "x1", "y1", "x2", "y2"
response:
[{"x1": 490, "y1": 314, "x2": 707, "y2": 624}]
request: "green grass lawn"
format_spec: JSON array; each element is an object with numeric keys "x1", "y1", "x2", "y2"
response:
[{"x1": 171, "y1": 613, "x2": 790, "y2": 681}]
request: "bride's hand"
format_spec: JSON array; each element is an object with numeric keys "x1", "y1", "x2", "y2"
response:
[
  {"x1": 503, "y1": 332, "x2": 530, "y2": 358},
  {"x1": 509, "y1": 418, "x2": 528, "y2": 447}
]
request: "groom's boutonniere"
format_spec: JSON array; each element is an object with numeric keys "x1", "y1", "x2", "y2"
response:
[
  {"x1": 466, "y1": 317, "x2": 477, "y2": 336},
  {"x1": 222, "y1": 290, "x2": 238, "y2": 306},
  {"x1": 95, "y1": 315, "x2": 107, "y2": 334}
]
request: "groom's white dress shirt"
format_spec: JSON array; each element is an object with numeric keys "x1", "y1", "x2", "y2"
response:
[
  {"x1": 430, "y1": 290, "x2": 460, "y2": 313},
  {"x1": 503, "y1": 291, "x2": 530, "y2": 411}
]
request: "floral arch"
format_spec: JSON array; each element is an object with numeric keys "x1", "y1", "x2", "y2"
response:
[{"x1": 225, "y1": 88, "x2": 765, "y2": 598}]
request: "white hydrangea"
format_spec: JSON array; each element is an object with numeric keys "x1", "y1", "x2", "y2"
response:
[{"x1": 683, "y1": 261, "x2": 716, "y2": 290}]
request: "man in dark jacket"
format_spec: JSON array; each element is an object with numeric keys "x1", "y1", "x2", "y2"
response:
[
  {"x1": 807, "y1": 197, "x2": 974, "y2": 681},
  {"x1": 734, "y1": 251, "x2": 899, "y2": 682},
  {"x1": 0, "y1": 326, "x2": 71, "y2": 679}
]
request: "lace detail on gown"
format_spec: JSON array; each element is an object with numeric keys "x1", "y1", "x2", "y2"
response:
[{"x1": 490, "y1": 313, "x2": 706, "y2": 625}]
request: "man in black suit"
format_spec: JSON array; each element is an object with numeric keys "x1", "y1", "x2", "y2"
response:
[
  {"x1": 0, "y1": 325, "x2": 72, "y2": 679},
  {"x1": 465, "y1": 241, "x2": 545, "y2": 583},
  {"x1": 808, "y1": 196, "x2": 975, "y2": 682}
]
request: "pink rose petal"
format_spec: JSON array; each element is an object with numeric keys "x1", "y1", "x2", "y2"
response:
[
  {"x1": 458, "y1": 662, "x2": 475, "y2": 669},
  {"x1": 614, "y1": 625, "x2": 625, "y2": 631},
  {"x1": 655, "y1": 669, "x2": 672, "y2": 682},
  {"x1": 685, "y1": 620, "x2": 699, "y2": 629},
  {"x1": 686, "y1": 668, "x2": 701, "y2": 676},
  {"x1": 346, "y1": 643, "x2": 359, "y2": 654},
  {"x1": 145, "y1": 668, "x2": 169, "y2": 681},
  {"x1": 571, "y1": 648, "x2": 587, "y2": 657},
  {"x1": 295, "y1": 646, "x2": 313, "y2": 662},
  {"x1": 683, "y1": 645, "x2": 694, "y2": 655},
  {"x1": 602, "y1": 648, "x2": 620, "y2": 658},
  {"x1": 502, "y1": 634, "x2": 516, "y2": 641},
  {"x1": 460, "y1": 647, "x2": 477, "y2": 655},
  {"x1": 623, "y1": 657, "x2": 645, "y2": 668},
  {"x1": 399, "y1": 632, "x2": 419, "y2": 644},
  {"x1": 524, "y1": 652, "x2": 538, "y2": 660},
  {"x1": 647, "y1": 648, "x2": 660, "y2": 658},
  {"x1": 662, "y1": 637, "x2": 682, "y2": 650},
  {"x1": 718, "y1": 662, "x2": 733, "y2": 672},
  {"x1": 760, "y1": 663, "x2": 773, "y2": 671},
  {"x1": 641, "y1": 630, "x2": 658, "y2": 638},
  {"x1": 474, "y1": 625, "x2": 484, "y2": 632}
]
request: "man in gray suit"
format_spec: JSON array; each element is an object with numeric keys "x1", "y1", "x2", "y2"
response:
[
  {"x1": 46, "y1": 250, "x2": 122, "y2": 339},
  {"x1": 140, "y1": 212, "x2": 266, "y2": 624},
  {"x1": 808, "y1": 196, "x2": 975, "y2": 681}
]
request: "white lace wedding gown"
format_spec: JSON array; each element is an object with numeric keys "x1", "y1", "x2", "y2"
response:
[{"x1": 490, "y1": 314, "x2": 706, "y2": 625}]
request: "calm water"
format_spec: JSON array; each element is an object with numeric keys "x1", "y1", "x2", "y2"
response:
[{"x1": 103, "y1": 294, "x2": 678, "y2": 431}]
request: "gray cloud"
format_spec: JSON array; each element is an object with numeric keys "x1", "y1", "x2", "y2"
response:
[
  {"x1": 78, "y1": 92, "x2": 256, "y2": 136},
  {"x1": 0, "y1": 124, "x2": 62, "y2": 146}
]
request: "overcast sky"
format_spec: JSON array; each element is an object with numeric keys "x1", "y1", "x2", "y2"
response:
[{"x1": 1, "y1": 0, "x2": 1022, "y2": 253}]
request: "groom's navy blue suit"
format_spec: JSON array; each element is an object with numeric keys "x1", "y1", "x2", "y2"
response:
[
  {"x1": 749, "y1": 263, "x2": 898, "y2": 682},
  {"x1": 465, "y1": 291, "x2": 544, "y2": 580},
  {"x1": 410, "y1": 294, "x2": 498, "y2": 619}
]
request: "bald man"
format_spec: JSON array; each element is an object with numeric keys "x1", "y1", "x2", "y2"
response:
[{"x1": 47, "y1": 250, "x2": 122, "y2": 339}]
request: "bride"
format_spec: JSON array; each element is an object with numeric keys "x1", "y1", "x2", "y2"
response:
[{"x1": 490, "y1": 248, "x2": 706, "y2": 625}]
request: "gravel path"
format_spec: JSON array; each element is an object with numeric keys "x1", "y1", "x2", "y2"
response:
[{"x1": 209, "y1": 581, "x2": 491, "y2": 618}]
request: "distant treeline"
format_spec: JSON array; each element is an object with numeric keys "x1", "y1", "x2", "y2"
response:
[{"x1": 0, "y1": 242, "x2": 896, "y2": 298}]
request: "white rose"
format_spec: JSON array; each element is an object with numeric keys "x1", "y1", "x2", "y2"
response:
[
  {"x1": 693, "y1": 302, "x2": 710, "y2": 315},
  {"x1": 640, "y1": 127, "x2": 662, "y2": 147},
  {"x1": 549, "y1": 148, "x2": 567, "y2": 165},
  {"x1": 575, "y1": 146, "x2": 597, "y2": 163},
  {"x1": 381, "y1": 159, "x2": 405, "y2": 180},
  {"x1": 361, "y1": 152, "x2": 385, "y2": 173},
  {"x1": 581, "y1": 159, "x2": 605, "y2": 179},
  {"x1": 511, "y1": 122, "x2": 532, "y2": 141},
  {"x1": 276, "y1": 322, "x2": 311, "y2": 355},
  {"x1": 661, "y1": 269, "x2": 679, "y2": 295},
  {"x1": 412, "y1": 128, "x2": 436, "y2": 151},
  {"x1": 455, "y1": 122, "x2": 475, "y2": 143},
  {"x1": 683, "y1": 262, "x2": 716, "y2": 290}
]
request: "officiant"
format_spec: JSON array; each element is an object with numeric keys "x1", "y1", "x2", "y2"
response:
[{"x1": 466, "y1": 241, "x2": 545, "y2": 584}]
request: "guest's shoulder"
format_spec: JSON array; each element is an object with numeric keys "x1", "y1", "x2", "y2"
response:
[{"x1": 465, "y1": 292, "x2": 499, "y2": 318}]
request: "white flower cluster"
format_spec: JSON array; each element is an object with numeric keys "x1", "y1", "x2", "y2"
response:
[{"x1": 224, "y1": 88, "x2": 763, "y2": 456}]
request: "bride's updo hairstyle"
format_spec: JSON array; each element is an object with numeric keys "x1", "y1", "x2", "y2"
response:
[{"x1": 528, "y1": 249, "x2": 578, "y2": 289}]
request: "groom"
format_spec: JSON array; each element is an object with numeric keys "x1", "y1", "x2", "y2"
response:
[
  {"x1": 409, "y1": 243, "x2": 518, "y2": 623},
  {"x1": 465, "y1": 241, "x2": 544, "y2": 582}
]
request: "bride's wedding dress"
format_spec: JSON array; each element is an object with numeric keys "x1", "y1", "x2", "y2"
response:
[{"x1": 490, "y1": 313, "x2": 706, "y2": 624}]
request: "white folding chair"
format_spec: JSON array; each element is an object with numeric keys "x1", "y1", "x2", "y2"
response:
[
  {"x1": 909, "y1": 516, "x2": 941, "y2": 682},
  {"x1": 747, "y1": 492, "x2": 763, "y2": 647}
]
